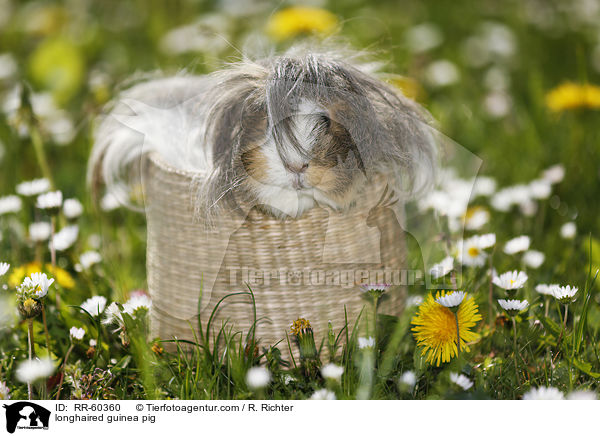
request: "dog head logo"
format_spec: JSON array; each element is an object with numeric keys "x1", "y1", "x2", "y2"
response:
[{"x1": 3, "y1": 402, "x2": 50, "y2": 433}]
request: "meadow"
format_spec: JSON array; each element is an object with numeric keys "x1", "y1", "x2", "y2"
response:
[{"x1": 1, "y1": 0, "x2": 600, "y2": 400}]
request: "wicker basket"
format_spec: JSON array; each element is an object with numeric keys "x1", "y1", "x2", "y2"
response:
[{"x1": 142, "y1": 153, "x2": 407, "y2": 357}]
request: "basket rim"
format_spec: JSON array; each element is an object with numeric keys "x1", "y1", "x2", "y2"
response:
[{"x1": 146, "y1": 151, "x2": 210, "y2": 178}]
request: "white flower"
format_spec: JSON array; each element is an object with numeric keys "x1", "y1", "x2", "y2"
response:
[
  {"x1": 450, "y1": 372, "x2": 473, "y2": 390},
  {"x1": 542, "y1": 164, "x2": 565, "y2": 184},
  {"x1": 16, "y1": 178, "x2": 50, "y2": 197},
  {"x1": 399, "y1": 371, "x2": 417, "y2": 389},
  {"x1": 528, "y1": 179, "x2": 552, "y2": 200},
  {"x1": 0, "y1": 53, "x2": 17, "y2": 81},
  {"x1": 425, "y1": 60, "x2": 460, "y2": 87},
  {"x1": 63, "y1": 198, "x2": 83, "y2": 219},
  {"x1": 478, "y1": 233, "x2": 496, "y2": 249},
  {"x1": 472, "y1": 176, "x2": 497, "y2": 197},
  {"x1": 16, "y1": 358, "x2": 55, "y2": 383},
  {"x1": 320, "y1": 363, "x2": 344, "y2": 381},
  {"x1": 552, "y1": 285, "x2": 578, "y2": 304},
  {"x1": 493, "y1": 270, "x2": 528, "y2": 290},
  {"x1": 429, "y1": 256, "x2": 454, "y2": 279},
  {"x1": 20, "y1": 272, "x2": 54, "y2": 298},
  {"x1": 359, "y1": 283, "x2": 391, "y2": 293},
  {"x1": 310, "y1": 389, "x2": 336, "y2": 400},
  {"x1": 79, "y1": 251, "x2": 102, "y2": 269},
  {"x1": 456, "y1": 236, "x2": 488, "y2": 267},
  {"x1": 504, "y1": 235, "x2": 531, "y2": 255},
  {"x1": 89, "y1": 339, "x2": 97, "y2": 347},
  {"x1": 358, "y1": 336, "x2": 375, "y2": 349},
  {"x1": 535, "y1": 284, "x2": 560, "y2": 296},
  {"x1": 80, "y1": 295, "x2": 107, "y2": 317},
  {"x1": 29, "y1": 221, "x2": 51, "y2": 242},
  {"x1": 36, "y1": 190, "x2": 62, "y2": 210},
  {"x1": 406, "y1": 295, "x2": 424, "y2": 307},
  {"x1": 100, "y1": 191, "x2": 121, "y2": 211},
  {"x1": 50, "y1": 225, "x2": 79, "y2": 251},
  {"x1": 69, "y1": 326, "x2": 85, "y2": 341},
  {"x1": 523, "y1": 386, "x2": 564, "y2": 400},
  {"x1": 436, "y1": 291, "x2": 465, "y2": 308},
  {"x1": 123, "y1": 293, "x2": 152, "y2": 314},
  {"x1": 566, "y1": 390, "x2": 597, "y2": 400},
  {"x1": 560, "y1": 222, "x2": 576, "y2": 239},
  {"x1": 282, "y1": 374, "x2": 295, "y2": 385},
  {"x1": 0, "y1": 195, "x2": 22, "y2": 215},
  {"x1": 483, "y1": 91, "x2": 512, "y2": 118},
  {"x1": 245, "y1": 366, "x2": 271, "y2": 389},
  {"x1": 102, "y1": 302, "x2": 123, "y2": 326},
  {"x1": 498, "y1": 299, "x2": 529, "y2": 312},
  {"x1": 405, "y1": 23, "x2": 443, "y2": 53},
  {"x1": 0, "y1": 380, "x2": 10, "y2": 399},
  {"x1": 0, "y1": 262, "x2": 9, "y2": 277},
  {"x1": 523, "y1": 250, "x2": 545, "y2": 269},
  {"x1": 465, "y1": 208, "x2": 490, "y2": 230},
  {"x1": 491, "y1": 185, "x2": 531, "y2": 212}
]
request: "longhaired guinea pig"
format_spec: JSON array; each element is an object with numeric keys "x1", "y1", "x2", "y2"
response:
[{"x1": 89, "y1": 46, "x2": 437, "y2": 219}]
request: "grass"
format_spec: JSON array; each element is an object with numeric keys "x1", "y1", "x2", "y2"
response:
[{"x1": 1, "y1": 0, "x2": 600, "y2": 400}]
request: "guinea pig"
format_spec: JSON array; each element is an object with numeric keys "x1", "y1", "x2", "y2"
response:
[{"x1": 89, "y1": 46, "x2": 437, "y2": 219}]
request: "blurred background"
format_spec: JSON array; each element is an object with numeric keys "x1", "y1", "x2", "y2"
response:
[{"x1": 0, "y1": 0, "x2": 599, "y2": 284}]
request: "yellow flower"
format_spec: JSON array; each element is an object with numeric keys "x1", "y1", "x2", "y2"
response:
[
  {"x1": 545, "y1": 82, "x2": 600, "y2": 112},
  {"x1": 412, "y1": 291, "x2": 482, "y2": 366},
  {"x1": 8, "y1": 262, "x2": 74, "y2": 289},
  {"x1": 266, "y1": 7, "x2": 338, "y2": 41},
  {"x1": 383, "y1": 74, "x2": 424, "y2": 101},
  {"x1": 290, "y1": 317, "x2": 312, "y2": 336}
]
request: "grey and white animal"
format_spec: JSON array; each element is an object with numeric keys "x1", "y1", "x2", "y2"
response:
[{"x1": 89, "y1": 46, "x2": 437, "y2": 219}]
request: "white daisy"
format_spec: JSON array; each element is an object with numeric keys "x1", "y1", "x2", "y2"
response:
[
  {"x1": 560, "y1": 222, "x2": 576, "y2": 239},
  {"x1": 69, "y1": 326, "x2": 85, "y2": 341},
  {"x1": 406, "y1": 295, "x2": 424, "y2": 307},
  {"x1": 504, "y1": 235, "x2": 531, "y2": 255},
  {"x1": 552, "y1": 285, "x2": 578, "y2": 304},
  {"x1": 320, "y1": 363, "x2": 344, "y2": 381},
  {"x1": 245, "y1": 366, "x2": 271, "y2": 389},
  {"x1": 0, "y1": 262, "x2": 9, "y2": 277},
  {"x1": 358, "y1": 336, "x2": 375, "y2": 349},
  {"x1": 399, "y1": 371, "x2": 417, "y2": 389},
  {"x1": 0, "y1": 195, "x2": 22, "y2": 215},
  {"x1": 80, "y1": 295, "x2": 107, "y2": 317},
  {"x1": 523, "y1": 386, "x2": 564, "y2": 400},
  {"x1": 102, "y1": 302, "x2": 123, "y2": 326},
  {"x1": 0, "y1": 380, "x2": 10, "y2": 400},
  {"x1": 450, "y1": 372, "x2": 473, "y2": 390},
  {"x1": 29, "y1": 222, "x2": 51, "y2": 242},
  {"x1": 100, "y1": 191, "x2": 121, "y2": 211},
  {"x1": 535, "y1": 284, "x2": 559, "y2": 296},
  {"x1": 498, "y1": 299, "x2": 529, "y2": 314},
  {"x1": 566, "y1": 390, "x2": 597, "y2": 400},
  {"x1": 89, "y1": 339, "x2": 97, "y2": 347},
  {"x1": 493, "y1": 270, "x2": 528, "y2": 290},
  {"x1": 464, "y1": 207, "x2": 490, "y2": 230},
  {"x1": 359, "y1": 283, "x2": 391, "y2": 293},
  {"x1": 19, "y1": 272, "x2": 54, "y2": 298},
  {"x1": 528, "y1": 179, "x2": 552, "y2": 199},
  {"x1": 425, "y1": 59, "x2": 460, "y2": 87},
  {"x1": 123, "y1": 293, "x2": 152, "y2": 315},
  {"x1": 79, "y1": 251, "x2": 102, "y2": 269},
  {"x1": 523, "y1": 250, "x2": 545, "y2": 269},
  {"x1": 472, "y1": 176, "x2": 497, "y2": 197},
  {"x1": 542, "y1": 164, "x2": 565, "y2": 184},
  {"x1": 429, "y1": 256, "x2": 454, "y2": 279},
  {"x1": 310, "y1": 389, "x2": 336, "y2": 400},
  {"x1": 436, "y1": 291, "x2": 465, "y2": 308},
  {"x1": 50, "y1": 225, "x2": 79, "y2": 251},
  {"x1": 456, "y1": 236, "x2": 488, "y2": 267},
  {"x1": 63, "y1": 198, "x2": 83, "y2": 219},
  {"x1": 491, "y1": 185, "x2": 531, "y2": 212},
  {"x1": 15, "y1": 358, "x2": 55, "y2": 383},
  {"x1": 36, "y1": 190, "x2": 62, "y2": 210},
  {"x1": 16, "y1": 178, "x2": 50, "y2": 197},
  {"x1": 405, "y1": 23, "x2": 443, "y2": 53},
  {"x1": 478, "y1": 233, "x2": 496, "y2": 249}
]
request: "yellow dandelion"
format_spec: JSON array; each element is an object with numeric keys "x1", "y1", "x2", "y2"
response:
[
  {"x1": 290, "y1": 317, "x2": 312, "y2": 336},
  {"x1": 8, "y1": 262, "x2": 74, "y2": 289},
  {"x1": 545, "y1": 82, "x2": 600, "y2": 112},
  {"x1": 266, "y1": 7, "x2": 338, "y2": 41},
  {"x1": 412, "y1": 291, "x2": 482, "y2": 366},
  {"x1": 382, "y1": 74, "x2": 424, "y2": 101}
]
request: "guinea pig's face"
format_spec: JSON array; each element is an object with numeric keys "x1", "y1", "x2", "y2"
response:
[{"x1": 239, "y1": 100, "x2": 365, "y2": 218}]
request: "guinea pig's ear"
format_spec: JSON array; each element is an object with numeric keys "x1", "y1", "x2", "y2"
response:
[{"x1": 323, "y1": 101, "x2": 367, "y2": 175}]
